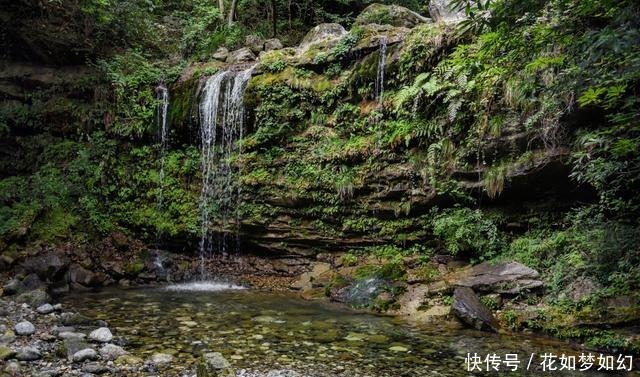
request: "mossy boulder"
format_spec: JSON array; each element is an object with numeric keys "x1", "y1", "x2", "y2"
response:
[{"x1": 354, "y1": 3, "x2": 431, "y2": 28}]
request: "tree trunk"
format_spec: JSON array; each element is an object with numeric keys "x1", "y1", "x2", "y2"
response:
[
  {"x1": 270, "y1": 0, "x2": 277, "y2": 37},
  {"x1": 227, "y1": 0, "x2": 238, "y2": 26},
  {"x1": 218, "y1": 0, "x2": 225, "y2": 17}
]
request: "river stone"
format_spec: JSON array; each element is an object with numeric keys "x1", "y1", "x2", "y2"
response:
[
  {"x1": 227, "y1": 47, "x2": 256, "y2": 63},
  {"x1": 196, "y1": 352, "x2": 232, "y2": 377},
  {"x1": 150, "y1": 352, "x2": 173, "y2": 366},
  {"x1": 37, "y1": 303, "x2": 55, "y2": 314},
  {"x1": 266, "y1": 371, "x2": 302, "y2": 377},
  {"x1": 63, "y1": 338, "x2": 90, "y2": 360},
  {"x1": 115, "y1": 354, "x2": 143, "y2": 365},
  {"x1": 0, "y1": 345, "x2": 15, "y2": 360},
  {"x1": 73, "y1": 348, "x2": 98, "y2": 362},
  {"x1": 354, "y1": 3, "x2": 431, "y2": 28},
  {"x1": 89, "y1": 327, "x2": 113, "y2": 343},
  {"x1": 4, "y1": 361, "x2": 20, "y2": 375},
  {"x1": 82, "y1": 362, "x2": 109, "y2": 374},
  {"x1": 61, "y1": 312, "x2": 94, "y2": 326},
  {"x1": 2, "y1": 279, "x2": 22, "y2": 295},
  {"x1": 452, "y1": 261, "x2": 543, "y2": 294},
  {"x1": 264, "y1": 38, "x2": 283, "y2": 51},
  {"x1": 428, "y1": 0, "x2": 466, "y2": 22},
  {"x1": 58, "y1": 331, "x2": 86, "y2": 340},
  {"x1": 14, "y1": 321, "x2": 35, "y2": 336},
  {"x1": 452, "y1": 287, "x2": 499, "y2": 332},
  {"x1": 16, "y1": 346, "x2": 41, "y2": 361},
  {"x1": 99, "y1": 344, "x2": 128, "y2": 360},
  {"x1": 15, "y1": 288, "x2": 51, "y2": 307}
]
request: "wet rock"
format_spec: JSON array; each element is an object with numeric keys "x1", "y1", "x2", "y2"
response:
[
  {"x1": 355, "y1": 3, "x2": 431, "y2": 28},
  {"x1": 298, "y1": 23, "x2": 346, "y2": 56},
  {"x1": 264, "y1": 38, "x2": 283, "y2": 52},
  {"x1": 14, "y1": 321, "x2": 35, "y2": 336},
  {"x1": 82, "y1": 363, "x2": 109, "y2": 374},
  {"x1": 115, "y1": 354, "x2": 143, "y2": 365},
  {"x1": 89, "y1": 327, "x2": 113, "y2": 343},
  {"x1": 22, "y1": 252, "x2": 68, "y2": 280},
  {"x1": 212, "y1": 47, "x2": 229, "y2": 61},
  {"x1": 227, "y1": 47, "x2": 256, "y2": 63},
  {"x1": 150, "y1": 352, "x2": 173, "y2": 366},
  {"x1": 58, "y1": 331, "x2": 87, "y2": 340},
  {"x1": 63, "y1": 338, "x2": 90, "y2": 360},
  {"x1": 2, "y1": 279, "x2": 22, "y2": 295},
  {"x1": 61, "y1": 312, "x2": 94, "y2": 326},
  {"x1": 99, "y1": 344, "x2": 128, "y2": 360},
  {"x1": 196, "y1": 352, "x2": 233, "y2": 377},
  {"x1": 452, "y1": 287, "x2": 499, "y2": 332},
  {"x1": 15, "y1": 288, "x2": 51, "y2": 307},
  {"x1": 266, "y1": 371, "x2": 302, "y2": 377},
  {"x1": 245, "y1": 35, "x2": 264, "y2": 54},
  {"x1": 16, "y1": 346, "x2": 41, "y2": 361},
  {"x1": 0, "y1": 345, "x2": 16, "y2": 360},
  {"x1": 52, "y1": 325, "x2": 75, "y2": 335},
  {"x1": 4, "y1": 361, "x2": 20, "y2": 375},
  {"x1": 37, "y1": 303, "x2": 55, "y2": 314},
  {"x1": 452, "y1": 261, "x2": 543, "y2": 294},
  {"x1": 429, "y1": 0, "x2": 466, "y2": 22},
  {"x1": 73, "y1": 348, "x2": 98, "y2": 362},
  {"x1": 68, "y1": 264, "x2": 103, "y2": 287}
]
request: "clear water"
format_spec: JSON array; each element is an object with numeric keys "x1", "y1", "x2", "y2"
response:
[
  {"x1": 375, "y1": 37, "x2": 387, "y2": 104},
  {"x1": 58, "y1": 287, "x2": 626, "y2": 376}
]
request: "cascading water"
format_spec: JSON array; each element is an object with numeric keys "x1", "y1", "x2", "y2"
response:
[
  {"x1": 156, "y1": 84, "x2": 169, "y2": 245},
  {"x1": 375, "y1": 37, "x2": 387, "y2": 105},
  {"x1": 197, "y1": 65, "x2": 255, "y2": 278}
]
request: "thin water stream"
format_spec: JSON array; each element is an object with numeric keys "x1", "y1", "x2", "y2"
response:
[{"x1": 59, "y1": 287, "x2": 624, "y2": 377}]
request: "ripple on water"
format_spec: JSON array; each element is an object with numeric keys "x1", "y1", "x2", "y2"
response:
[{"x1": 164, "y1": 281, "x2": 246, "y2": 292}]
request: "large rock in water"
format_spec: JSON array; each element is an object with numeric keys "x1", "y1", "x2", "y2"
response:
[
  {"x1": 452, "y1": 261, "x2": 543, "y2": 294},
  {"x1": 355, "y1": 3, "x2": 431, "y2": 28},
  {"x1": 452, "y1": 287, "x2": 499, "y2": 332},
  {"x1": 68, "y1": 264, "x2": 103, "y2": 287},
  {"x1": 428, "y1": 0, "x2": 466, "y2": 22}
]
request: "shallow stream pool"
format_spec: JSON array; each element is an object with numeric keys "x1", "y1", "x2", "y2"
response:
[{"x1": 59, "y1": 283, "x2": 630, "y2": 376}]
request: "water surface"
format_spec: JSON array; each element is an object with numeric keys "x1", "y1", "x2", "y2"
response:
[{"x1": 60, "y1": 286, "x2": 627, "y2": 376}]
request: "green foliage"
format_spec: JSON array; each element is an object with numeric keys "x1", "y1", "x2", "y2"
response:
[
  {"x1": 432, "y1": 207, "x2": 503, "y2": 259},
  {"x1": 96, "y1": 51, "x2": 164, "y2": 138}
]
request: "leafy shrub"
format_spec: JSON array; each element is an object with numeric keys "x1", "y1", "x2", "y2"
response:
[{"x1": 432, "y1": 207, "x2": 503, "y2": 259}]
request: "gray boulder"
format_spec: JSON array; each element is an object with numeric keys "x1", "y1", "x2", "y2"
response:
[
  {"x1": 264, "y1": 38, "x2": 283, "y2": 52},
  {"x1": 16, "y1": 346, "x2": 41, "y2": 361},
  {"x1": 149, "y1": 352, "x2": 173, "y2": 366},
  {"x1": 212, "y1": 47, "x2": 229, "y2": 61},
  {"x1": 72, "y1": 348, "x2": 98, "y2": 362},
  {"x1": 298, "y1": 23, "x2": 346, "y2": 53},
  {"x1": 14, "y1": 321, "x2": 35, "y2": 336},
  {"x1": 36, "y1": 303, "x2": 55, "y2": 314},
  {"x1": 355, "y1": 3, "x2": 431, "y2": 28},
  {"x1": 82, "y1": 362, "x2": 109, "y2": 374},
  {"x1": 227, "y1": 47, "x2": 256, "y2": 63},
  {"x1": 21, "y1": 252, "x2": 68, "y2": 280},
  {"x1": 196, "y1": 352, "x2": 232, "y2": 377},
  {"x1": 89, "y1": 327, "x2": 113, "y2": 343},
  {"x1": 245, "y1": 35, "x2": 264, "y2": 54},
  {"x1": 68, "y1": 264, "x2": 103, "y2": 287},
  {"x1": 15, "y1": 288, "x2": 51, "y2": 307},
  {"x1": 452, "y1": 287, "x2": 499, "y2": 332},
  {"x1": 2, "y1": 279, "x2": 22, "y2": 295},
  {"x1": 452, "y1": 261, "x2": 543, "y2": 294},
  {"x1": 99, "y1": 344, "x2": 128, "y2": 361}
]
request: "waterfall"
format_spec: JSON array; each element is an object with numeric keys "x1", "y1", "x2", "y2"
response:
[
  {"x1": 156, "y1": 84, "x2": 169, "y2": 242},
  {"x1": 197, "y1": 66, "x2": 255, "y2": 277},
  {"x1": 375, "y1": 37, "x2": 387, "y2": 104}
]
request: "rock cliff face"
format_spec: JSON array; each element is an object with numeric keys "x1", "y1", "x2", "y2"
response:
[{"x1": 166, "y1": 4, "x2": 589, "y2": 257}]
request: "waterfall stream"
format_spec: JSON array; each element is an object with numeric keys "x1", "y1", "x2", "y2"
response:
[
  {"x1": 375, "y1": 37, "x2": 387, "y2": 104},
  {"x1": 156, "y1": 84, "x2": 169, "y2": 246},
  {"x1": 197, "y1": 66, "x2": 255, "y2": 277}
]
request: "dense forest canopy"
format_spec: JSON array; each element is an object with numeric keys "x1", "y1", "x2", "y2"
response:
[{"x1": 1, "y1": 0, "x2": 639, "y2": 354}]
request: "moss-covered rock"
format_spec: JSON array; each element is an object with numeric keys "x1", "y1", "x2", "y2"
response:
[{"x1": 354, "y1": 3, "x2": 432, "y2": 28}]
